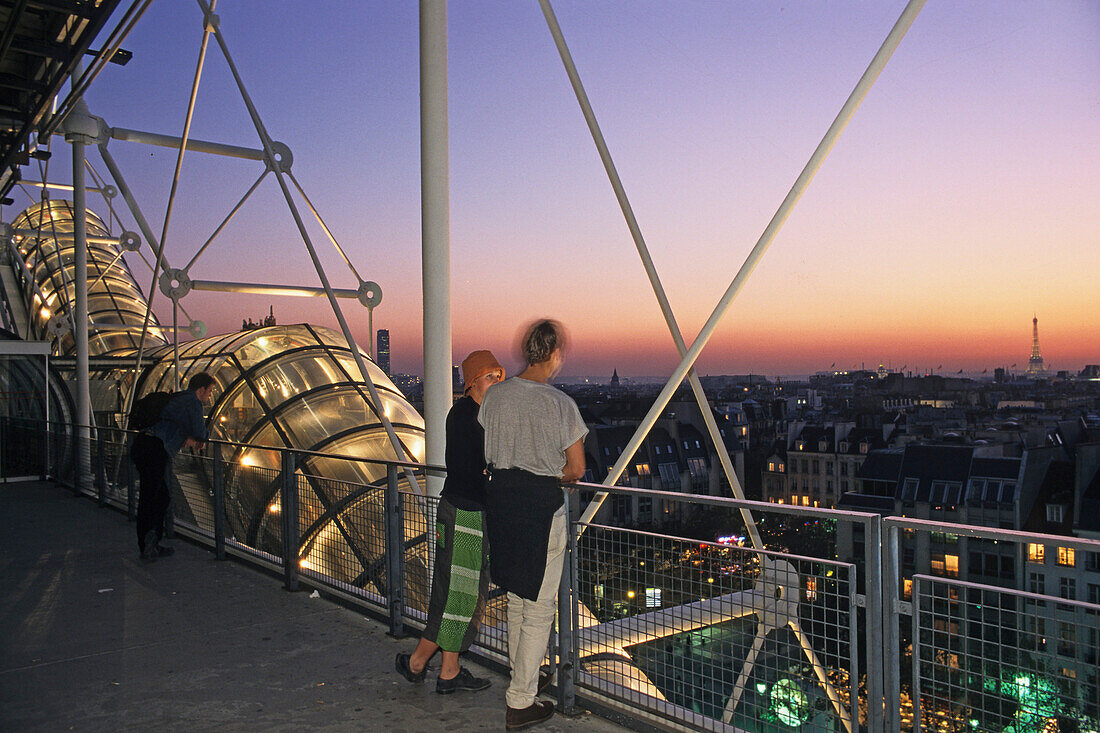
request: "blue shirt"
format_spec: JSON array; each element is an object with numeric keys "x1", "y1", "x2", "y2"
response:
[{"x1": 149, "y1": 390, "x2": 208, "y2": 457}]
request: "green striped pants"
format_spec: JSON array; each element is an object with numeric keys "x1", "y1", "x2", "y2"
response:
[{"x1": 421, "y1": 498, "x2": 489, "y2": 652}]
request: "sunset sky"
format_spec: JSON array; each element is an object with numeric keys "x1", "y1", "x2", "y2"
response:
[{"x1": 20, "y1": 2, "x2": 1098, "y2": 377}]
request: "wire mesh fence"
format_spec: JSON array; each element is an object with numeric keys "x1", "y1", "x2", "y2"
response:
[
  {"x1": 17, "y1": 415, "x2": 1100, "y2": 733},
  {"x1": 912, "y1": 575, "x2": 1100, "y2": 733},
  {"x1": 574, "y1": 501, "x2": 860, "y2": 733}
]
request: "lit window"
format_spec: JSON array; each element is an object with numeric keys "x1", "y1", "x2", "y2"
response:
[
  {"x1": 902, "y1": 578, "x2": 912, "y2": 599},
  {"x1": 1057, "y1": 547, "x2": 1075, "y2": 567},
  {"x1": 635, "y1": 463, "x2": 651, "y2": 476},
  {"x1": 1028, "y1": 544, "x2": 1045, "y2": 563},
  {"x1": 768, "y1": 461, "x2": 776, "y2": 472},
  {"x1": 930, "y1": 553, "x2": 959, "y2": 578}
]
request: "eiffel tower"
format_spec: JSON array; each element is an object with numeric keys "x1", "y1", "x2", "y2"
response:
[{"x1": 1026, "y1": 315, "x2": 1045, "y2": 375}]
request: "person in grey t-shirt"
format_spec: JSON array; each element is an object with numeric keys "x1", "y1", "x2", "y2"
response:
[{"x1": 478, "y1": 319, "x2": 587, "y2": 730}]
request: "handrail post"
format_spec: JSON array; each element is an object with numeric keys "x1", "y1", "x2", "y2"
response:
[
  {"x1": 385, "y1": 464, "x2": 407, "y2": 637},
  {"x1": 865, "y1": 516, "x2": 885, "y2": 732},
  {"x1": 280, "y1": 449, "x2": 299, "y2": 591},
  {"x1": 95, "y1": 428, "x2": 107, "y2": 505},
  {"x1": 213, "y1": 443, "x2": 226, "y2": 560},
  {"x1": 883, "y1": 521, "x2": 902, "y2": 732},
  {"x1": 556, "y1": 487, "x2": 578, "y2": 714},
  {"x1": 125, "y1": 439, "x2": 136, "y2": 521},
  {"x1": 42, "y1": 417, "x2": 50, "y2": 481},
  {"x1": 71, "y1": 419, "x2": 81, "y2": 496}
]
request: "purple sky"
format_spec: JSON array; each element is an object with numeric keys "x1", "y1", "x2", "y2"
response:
[{"x1": 16, "y1": 1, "x2": 1098, "y2": 377}]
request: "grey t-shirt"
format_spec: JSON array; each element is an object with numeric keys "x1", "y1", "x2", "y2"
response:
[{"x1": 478, "y1": 377, "x2": 588, "y2": 478}]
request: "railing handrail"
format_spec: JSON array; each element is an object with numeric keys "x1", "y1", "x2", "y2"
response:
[
  {"x1": 885, "y1": 515, "x2": 1100, "y2": 552},
  {"x1": 35, "y1": 416, "x2": 445, "y2": 473}
]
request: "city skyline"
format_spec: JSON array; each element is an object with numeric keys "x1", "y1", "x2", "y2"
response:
[{"x1": 11, "y1": 2, "x2": 1096, "y2": 377}]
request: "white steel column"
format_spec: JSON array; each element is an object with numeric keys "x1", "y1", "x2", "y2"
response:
[
  {"x1": 64, "y1": 99, "x2": 96, "y2": 478},
  {"x1": 420, "y1": 0, "x2": 451, "y2": 497}
]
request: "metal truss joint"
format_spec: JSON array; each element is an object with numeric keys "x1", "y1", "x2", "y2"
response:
[
  {"x1": 119, "y1": 231, "x2": 141, "y2": 251},
  {"x1": 264, "y1": 141, "x2": 293, "y2": 173},
  {"x1": 158, "y1": 268, "x2": 192, "y2": 299},
  {"x1": 357, "y1": 280, "x2": 382, "y2": 308},
  {"x1": 46, "y1": 313, "x2": 70, "y2": 337}
]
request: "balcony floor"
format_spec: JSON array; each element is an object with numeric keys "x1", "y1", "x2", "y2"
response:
[{"x1": 0, "y1": 481, "x2": 626, "y2": 732}]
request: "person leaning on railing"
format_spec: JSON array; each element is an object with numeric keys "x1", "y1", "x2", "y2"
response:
[
  {"x1": 394, "y1": 350, "x2": 504, "y2": 694},
  {"x1": 131, "y1": 372, "x2": 215, "y2": 562},
  {"x1": 478, "y1": 319, "x2": 588, "y2": 731}
]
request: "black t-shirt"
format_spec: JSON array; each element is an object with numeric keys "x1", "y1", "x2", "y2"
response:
[{"x1": 440, "y1": 395, "x2": 488, "y2": 511}]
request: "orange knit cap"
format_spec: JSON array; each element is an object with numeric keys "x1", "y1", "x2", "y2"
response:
[{"x1": 461, "y1": 350, "x2": 504, "y2": 392}]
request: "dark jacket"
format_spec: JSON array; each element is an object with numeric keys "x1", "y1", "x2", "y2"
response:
[
  {"x1": 484, "y1": 467, "x2": 563, "y2": 601},
  {"x1": 148, "y1": 390, "x2": 207, "y2": 458},
  {"x1": 441, "y1": 396, "x2": 488, "y2": 511}
]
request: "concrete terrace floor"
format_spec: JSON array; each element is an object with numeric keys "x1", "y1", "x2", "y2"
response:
[{"x1": 0, "y1": 481, "x2": 629, "y2": 732}]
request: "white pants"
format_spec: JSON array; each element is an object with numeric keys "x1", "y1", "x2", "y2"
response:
[{"x1": 505, "y1": 507, "x2": 567, "y2": 709}]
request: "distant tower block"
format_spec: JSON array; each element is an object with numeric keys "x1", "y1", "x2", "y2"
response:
[
  {"x1": 376, "y1": 328, "x2": 391, "y2": 375},
  {"x1": 1026, "y1": 315, "x2": 1045, "y2": 376}
]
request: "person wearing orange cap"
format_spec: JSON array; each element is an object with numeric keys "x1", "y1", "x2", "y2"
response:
[{"x1": 395, "y1": 350, "x2": 504, "y2": 694}]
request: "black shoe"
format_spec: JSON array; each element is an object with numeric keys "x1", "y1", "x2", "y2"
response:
[
  {"x1": 140, "y1": 531, "x2": 159, "y2": 562},
  {"x1": 436, "y1": 667, "x2": 491, "y2": 694},
  {"x1": 394, "y1": 652, "x2": 426, "y2": 683},
  {"x1": 155, "y1": 545, "x2": 175, "y2": 558},
  {"x1": 506, "y1": 700, "x2": 554, "y2": 730}
]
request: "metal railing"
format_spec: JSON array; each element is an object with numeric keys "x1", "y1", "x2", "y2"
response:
[
  {"x1": 882, "y1": 517, "x2": 1100, "y2": 733},
  {"x1": 5, "y1": 415, "x2": 1100, "y2": 733}
]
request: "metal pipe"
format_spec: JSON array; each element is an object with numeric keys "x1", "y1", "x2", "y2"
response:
[
  {"x1": 172, "y1": 297, "x2": 180, "y2": 390},
  {"x1": 865, "y1": 518, "x2": 885, "y2": 732},
  {"x1": 385, "y1": 464, "x2": 406, "y2": 636},
  {"x1": 98, "y1": 138, "x2": 173, "y2": 422},
  {"x1": 166, "y1": 0, "x2": 217, "y2": 395},
  {"x1": 420, "y1": 0, "x2": 451, "y2": 498},
  {"x1": 71, "y1": 132, "x2": 91, "y2": 482},
  {"x1": 577, "y1": 0, "x2": 927, "y2": 529},
  {"x1": 88, "y1": 323, "x2": 169, "y2": 334},
  {"x1": 189, "y1": 279, "x2": 362, "y2": 299},
  {"x1": 280, "y1": 449, "x2": 299, "y2": 591},
  {"x1": 883, "y1": 522, "x2": 902, "y2": 732},
  {"x1": 109, "y1": 126, "x2": 268, "y2": 162},
  {"x1": 539, "y1": 0, "x2": 761, "y2": 548},
  {"x1": 96, "y1": 145, "x2": 173, "y2": 276},
  {"x1": 17, "y1": 182, "x2": 112, "y2": 194},
  {"x1": 195, "y1": 0, "x2": 421, "y2": 494}
]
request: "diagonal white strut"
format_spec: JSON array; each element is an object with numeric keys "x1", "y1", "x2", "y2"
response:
[
  {"x1": 541, "y1": 2, "x2": 927, "y2": 729},
  {"x1": 539, "y1": 0, "x2": 762, "y2": 550},
  {"x1": 575, "y1": 0, "x2": 927, "y2": 531}
]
